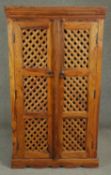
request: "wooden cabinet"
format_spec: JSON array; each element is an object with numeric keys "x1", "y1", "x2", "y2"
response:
[{"x1": 5, "y1": 7, "x2": 106, "y2": 168}]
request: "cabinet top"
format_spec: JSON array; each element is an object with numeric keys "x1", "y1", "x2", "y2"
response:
[{"x1": 5, "y1": 6, "x2": 107, "y2": 19}]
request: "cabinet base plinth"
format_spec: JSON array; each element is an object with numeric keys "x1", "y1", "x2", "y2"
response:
[{"x1": 11, "y1": 158, "x2": 99, "y2": 168}]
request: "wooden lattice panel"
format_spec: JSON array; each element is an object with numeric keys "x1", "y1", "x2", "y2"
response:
[
  {"x1": 63, "y1": 118, "x2": 87, "y2": 151},
  {"x1": 22, "y1": 28, "x2": 48, "y2": 68},
  {"x1": 64, "y1": 76, "x2": 88, "y2": 112},
  {"x1": 24, "y1": 118, "x2": 48, "y2": 151},
  {"x1": 23, "y1": 76, "x2": 48, "y2": 113},
  {"x1": 64, "y1": 29, "x2": 90, "y2": 68}
]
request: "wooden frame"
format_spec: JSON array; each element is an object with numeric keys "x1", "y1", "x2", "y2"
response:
[
  {"x1": 5, "y1": 6, "x2": 106, "y2": 19},
  {"x1": 14, "y1": 20, "x2": 53, "y2": 159},
  {"x1": 5, "y1": 6, "x2": 106, "y2": 168}
]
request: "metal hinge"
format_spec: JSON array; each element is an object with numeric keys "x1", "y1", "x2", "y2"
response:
[
  {"x1": 17, "y1": 142, "x2": 19, "y2": 150},
  {"x1": 15, "y1": 90, "x2": 17, "y2": 99},
  {"x1": 94, "y1": 90, "x2": 96, "y2": 99},
  {"x1": 13, "y1": 32, "x2": 15, "y2": 43},
  {"x1": 96, "y1": 33, "x2": 98, "y2": 45},
  {"x1": 91, "y1": 140, "x2": 94, "y2": 149}
]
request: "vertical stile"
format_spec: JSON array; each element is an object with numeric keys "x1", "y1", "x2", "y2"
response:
[{"x1": 52, "y1": 19, "x2": 63, "y2": 158}]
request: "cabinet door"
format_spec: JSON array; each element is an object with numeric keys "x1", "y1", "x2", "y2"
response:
[
  {"x1": 13, "y1": 20, "x2": 53, "y2": 159},
  {"x1": 59, "y1": 22, "x2": 98, "y2": 158}
]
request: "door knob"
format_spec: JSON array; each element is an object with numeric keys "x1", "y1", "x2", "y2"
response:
[
  {"x1": 60, "y1": 70, "x2": 65, "y2": 78},
  {"x1": 48, "y1": 70, "x2": 54, "y2": 77}
]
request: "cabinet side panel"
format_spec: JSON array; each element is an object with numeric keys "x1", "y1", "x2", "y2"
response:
[
  {"x1": 7, "y1": 19, "x2": 17, "y2": 157},
  {"x1": 93, "y1": 19, "x2": 104, "y2": 157}
]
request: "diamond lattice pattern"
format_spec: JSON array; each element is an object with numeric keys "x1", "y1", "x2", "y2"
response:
[
  {"x1": 22, "y1": 28, "x2": 48, "y2": 68},
  {"x1": 64, "y1": 76, "x2": 88, "y2": 112},
  {"x1": 64, "y1": 29, "x2": 90, "y2": 68},
  {"x1": 23, "y1": 76, "x2": 48, "y2": 113},
  {"x1": 25, "y1": 118, "x2": 48, "y2": 151},
  {"x1": 63, "y1": 118, "x2": 87, "y2": 151}
]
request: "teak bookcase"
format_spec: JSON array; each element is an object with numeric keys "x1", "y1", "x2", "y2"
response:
[{"x1": 5, "y1": 7, "x2": 106, "y2": 168}]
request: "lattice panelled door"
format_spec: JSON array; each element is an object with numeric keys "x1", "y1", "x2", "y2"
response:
[
  {"x1": 14, "y1": 20, "x2": 98, "y2": 159},
  {"x1": 14, "y1": 21, "x2": 53, "y2": 158},
  {"x1": 59, "y1": 22, "x2": 98, "y2": 158}
]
